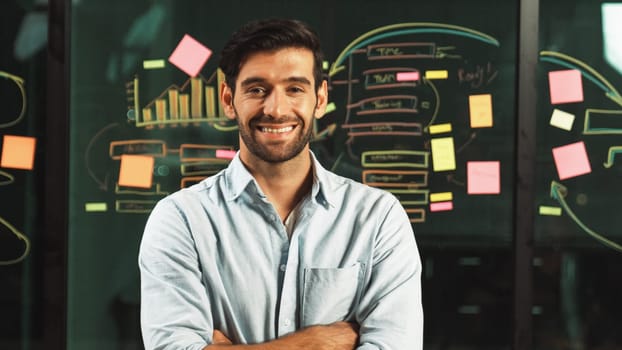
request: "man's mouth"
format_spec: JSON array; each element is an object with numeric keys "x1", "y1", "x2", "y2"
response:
[{"x1": 259, "y1": 126, "x2": 295, "y2": 134}]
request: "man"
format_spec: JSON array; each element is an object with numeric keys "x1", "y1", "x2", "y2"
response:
[{"x1": 139, "y1": 18, "x2": 423, "y2": 349}]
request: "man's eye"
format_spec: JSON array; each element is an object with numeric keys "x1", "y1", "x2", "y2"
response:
[
  {"x1": 248, "y1": 87, "x2": 266, "y2": 95},
  {"x1": 288, "y1": 86, "x2": 304, "y2": 93}
]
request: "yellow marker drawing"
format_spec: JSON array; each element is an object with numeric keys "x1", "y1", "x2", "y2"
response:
[{"x1": 0, "y1": 216, "x2": 30, "y2": 266}]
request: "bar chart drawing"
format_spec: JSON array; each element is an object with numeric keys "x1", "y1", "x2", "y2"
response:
[{"x1": 126, "y1": 69, "x2": 237, "y2": 130}]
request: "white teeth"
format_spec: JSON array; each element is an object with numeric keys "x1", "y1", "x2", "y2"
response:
[{"x1": 260, "y1": 126, "x2": 294, "y2": 133}]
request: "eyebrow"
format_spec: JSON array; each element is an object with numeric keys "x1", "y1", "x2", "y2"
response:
[{"x1": 239, "y1": 76, "x2": 312, "y2": 87}]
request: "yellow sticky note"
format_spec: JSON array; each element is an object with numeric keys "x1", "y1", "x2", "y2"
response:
[
  {"x1": 430, "y1": 192, "x2": 453, "y2": 202},
  {"x1": 325, "y1": 102, "x2": 337, "y2": 114},
  {"x1": 469, "y1": 94, "x2": 493, "y2": 128},
  {"x1": 143, "y1": 59, "x2": 166, "y2": 69},
  {"x1": 85, "y1": 202, "x2": 108, "y2": 212},
  {"x1": 429, "y1": 123, "x2": 452, "y2": 134},
  {"x1": 425, "y1": 70, "x2": 448, "y2": 79},
  {"x1": 431, "y1": 137, "x2": 456, "y2": 171},
  {"x1": 1, "y1": 135, "x2": 36, "y2": 170},
  {"x1": 118, "y1": 154, "x2": 154, "y2": 189},
  {"x1": 539, "y1": 206, "x2": 562, "y2": 216}
]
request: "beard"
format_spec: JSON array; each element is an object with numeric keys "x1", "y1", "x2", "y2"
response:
[{"x1": 236, "y1": 112, "x2": 314, "y2": 163}]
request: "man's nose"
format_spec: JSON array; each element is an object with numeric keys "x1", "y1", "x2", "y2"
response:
[{"x1": 263, "y1": 89, "x2": 290, "y2": 117}]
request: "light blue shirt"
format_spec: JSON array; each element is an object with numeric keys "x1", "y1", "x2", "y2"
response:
[{"x1": 139, "y1": 151, "x2": 423, "y2": 349}]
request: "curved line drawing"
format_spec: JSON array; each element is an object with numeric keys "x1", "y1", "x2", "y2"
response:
[
  {"x1": 0, "y1": 216, "x2": 31, "y2": 266},
  {"x1": 604, "y1": 146, "x2": 622, "y2": 168},
  {"x1": 330, "y1": 23, "x2": 500, "y2": 77},
  {"x1": 550, "y1": 181, "x2": 622, "y2": 253},
  {"x1": 0, "y1": 170, "x2": 15, "y2": 186},
  {"x1": 0, "y1": 71, "x2": 27, "y2": 128},
  {"x1": 539, "y1": 51, "x2": 622, "y2": 107}
]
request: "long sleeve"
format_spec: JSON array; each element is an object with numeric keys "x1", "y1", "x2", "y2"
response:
[
  {"x1": 139, "y1": 198, "x2": 214, "y2": 350},
  {"x1": 355, "y1": 198, "x2": 424, "y2": 350}
]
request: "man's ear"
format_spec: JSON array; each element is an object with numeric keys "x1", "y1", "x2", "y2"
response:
[
  {"x1": 220, "y1": 82, "x2": 236, "y2": 120},
  {"x1": 314, "y1": 80, "x2": 329, "y2": 120}
]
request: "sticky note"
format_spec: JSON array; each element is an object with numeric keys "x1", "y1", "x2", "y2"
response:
[
  {"x1": 430, "y1": 201, "x2": 453, "y2": 212},
  {"x1": 431, "y1": 137, "x2": 456, "y2": 171},
  {"x1": 118, "y1": 154, "x2": 154, "y2": 188},
  {"x1": 325, "y1": 102, "x2": 337, "y2": 114},
  {"x1": 549, "y1": 109, "x2": 575, "y2": 131},
  {"x1": 430, "y1": 192, "x2": 453, "y2": 202},
  {"x1": 85, "y1": 202, "x2": 108, "y2": 212},
  {"x1": 469, "y1": 94, "x2": 493, "y2": 128},
  {"x1": 143, "y1": 59, "x2": 166, "y2": 69},
  {"x1": 168, "y1": 34, "x2": 212, "y2": 77},
  {"x1": 539, "y1": 206, "x2": 562, "y2": 216},
  {"x1": 428, "y1": 123, "x2": 452, "y2": 134},
  {"x1": 548, "y1": 69, "x2": 583, "y2": 104},
  {"x1": 396, "y1": 71, "x2": 420, "y2": 82},
  {"x1": 552, "y1": 141, "x2": 591, "y2": 180},
  {"x1": 425, "y1": 70, "x2": 448, "y2": 79},
  {"x1": 216, "y1": 149, "x2": 236, "y2": 159},
  {"x1": 1, "y1": 135, "x2": 36, "y2": 170},
  {"x1": 467, "y1": 161, "x2": 501, "y2": 194}
]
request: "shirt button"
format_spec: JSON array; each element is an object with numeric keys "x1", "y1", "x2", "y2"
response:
[
  {"x1": 283, "y1": 319, "x2": 291, "y2": 327},
  {"x1": 280, "y1": 264, "x2": 286, "y2": 272}
]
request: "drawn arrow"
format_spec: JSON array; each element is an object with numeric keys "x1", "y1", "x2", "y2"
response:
[
  {"x1": 0, "y1": 170, "x2": 15, "y2": 186},
  {"x1": 539, "y1": 51, "x2": 622, "y2": 108},
  {"x1": 0, "y1": 216, "x2": 31, "y2": 266},
  {"x1": 0, "y1": 71, "x2": 27, "y2": 129},
  {"x1": 550, "y1": 181, "x2": 622, "y2": 252},
  {"x1": 604, "y1": 146, "x2": 622, "y2": 168},
  {"x1": 85, "y1": 123, "x2": 119, "y2": 190},
  {"x1": 329, "y1": 22, "x2": 500, "y2": 77}
]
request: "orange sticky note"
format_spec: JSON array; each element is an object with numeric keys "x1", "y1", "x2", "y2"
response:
[
  {"x1": 118, "y1": 154, "x2": 154, "y2": 188},
  {"x1": 552, "y1": 141, "x2": 591, "y2": 180},
  {"x1": 467, "y1": 161, "x2": 500, "y2": 194},
  {"x1": 1, "y1": 135, "x2": 36, "y2": 170},
  {"x1": 548, "y1": 69, "x2": 583, "y2": 104},
  {"x1": 168, "y1": 34, "x2": 212, "y2": 77},
  {"x1": 469, "y1": 94, "x2": 493, "y2": 128}
]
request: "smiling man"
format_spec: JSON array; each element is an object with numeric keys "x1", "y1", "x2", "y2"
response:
[{"x1": 139, "y1": 18, "x2": 423, "y2": 350}]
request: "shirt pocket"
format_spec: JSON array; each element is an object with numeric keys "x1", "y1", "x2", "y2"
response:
[{"x1": 301, "y1": 263, "x2": 363, "y2": 327}]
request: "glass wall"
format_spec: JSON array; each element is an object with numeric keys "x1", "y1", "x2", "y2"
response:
[
  {"x1": 534, "y1": 1, "x2": 622, "y2": 349},
  {"x1": 67, "y1": 1, "x2": 518, "y2": 349},
  {"x1": 0, "y1": 1, "x2": 50, "y2": 349}
]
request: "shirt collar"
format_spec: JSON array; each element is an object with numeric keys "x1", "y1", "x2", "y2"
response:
[{"x1": 224, "y1": 150, "x2": 334, "y2": 209}]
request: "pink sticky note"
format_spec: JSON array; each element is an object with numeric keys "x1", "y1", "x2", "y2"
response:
[
  {"x1": 430, "y1": 201, "x2": 453, "y2": 212},
  {"x1": 0, "y1": 135, "x2": 36, "y2": 170},
  {"x1": 467, "y1": 161, "x2": 501, "y2": 195},
  {"x1": 216, "y1": 149, "x2": 236, "y2": 159},
  {"x1": 396, "y1": 71, "x2": 420, "y2": 82},
  {"x1": 118, "y1": 154, "x2": 154, "y2": 189},
  {"x1": 548, "y1": 69, "x2": 583, "y2": 104},
  {"x1": 552, "y1": 141, "x2": 591, "y2": 180},
  {"x1": 168, "y1": 34, "x2": 212, "y2": 77}
]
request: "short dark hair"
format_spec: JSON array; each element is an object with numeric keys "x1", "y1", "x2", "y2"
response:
[{"x1": 219, "y1": 18, "x2": 325, "y2": 93}]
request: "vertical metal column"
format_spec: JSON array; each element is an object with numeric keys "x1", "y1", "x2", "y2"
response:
[
  {"x1": 44, "y1": 0, "x2": 69, "y2": 348},
  {"x1": 514, "y1": 0, "x2": 539, "y2": 349}
]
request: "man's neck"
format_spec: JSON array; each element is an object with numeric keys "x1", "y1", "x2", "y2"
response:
[{"x1": 241, "y1": 150, "x2": 314, "y2": 222}]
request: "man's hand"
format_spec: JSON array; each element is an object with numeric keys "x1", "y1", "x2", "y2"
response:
[
  {"x1": 213, "y1": 329, "x2": 233, "y2": 345},
  {"x1": 207, "y1": 321, "x2": 358, "y2": 349}
]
